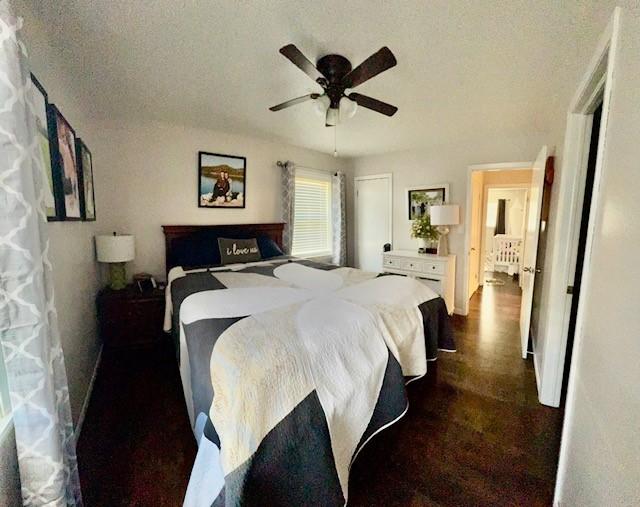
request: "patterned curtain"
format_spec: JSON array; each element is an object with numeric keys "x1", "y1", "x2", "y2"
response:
[
  {"x1": 0, "y1": 2, "x2": 83, "y2": 505},
  {"x1": 280, "y1": 161, "x2": 295, "y2": 254},
  {"x1": 332, "y1": 172, "x2": 347, "y2": 266}
]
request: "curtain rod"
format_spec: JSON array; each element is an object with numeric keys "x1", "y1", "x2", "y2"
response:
[{"x1": 277, "y1": 161, "x2": 339, "y2": 176}]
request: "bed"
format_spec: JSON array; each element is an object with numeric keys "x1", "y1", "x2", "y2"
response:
[{"x1": 162, "y1": 223, "x2": 455, "y2": 506}]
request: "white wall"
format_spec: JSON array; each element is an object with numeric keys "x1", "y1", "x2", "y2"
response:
[
  {"x1": 555, "y1": 7, "x2": 640, "y2": 505},
  {"x1": 348, "y1": 135, "x2": 552, "y2": 313},
  {"x1": 91, "y1": 119, "x2": 346, "y2": 280}
]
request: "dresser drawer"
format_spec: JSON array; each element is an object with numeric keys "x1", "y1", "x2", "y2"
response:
[
  {"x1": 383, "y1": 256, "x2": 403, "y2": 268},
  {"x1": 401, "y1": 259, "x2": 422, "y2": 271},
  {"x1": 422, "y1": 261, "x2": 445, "y2": 275}
]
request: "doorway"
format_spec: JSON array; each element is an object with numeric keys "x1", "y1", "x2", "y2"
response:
[
  {"x1": 466, "y1": 166, "x2": 533, "y2": 304},
  {"x1": 560, "y1": 101, "x2": 602, "y2": 402},
  {"x1": 354, "y1": 174, "x2": 392, "y2": 272}
]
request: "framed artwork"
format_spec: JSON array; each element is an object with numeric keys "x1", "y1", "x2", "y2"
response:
[
  {"x1": 48, "y1": 104, "x2": 82, "y2": 220},
  {"x1": 31, "y1": 74, "x2": 62, "y2": 220},
  {"x1": 198, "y1": 151, "x2": 246, "y2": 208},
  {"x1": 76, "y1": 138, "x2": 96, "y2": 221},
  {"x1": 407, "y1": 184, "x2": 449, "y2": 220}
]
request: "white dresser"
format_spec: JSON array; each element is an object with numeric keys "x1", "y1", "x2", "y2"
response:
[{"x1": 382, "y1": 250, "x2": 456, "y2": 314}]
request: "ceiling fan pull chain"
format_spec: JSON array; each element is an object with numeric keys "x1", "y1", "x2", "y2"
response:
[{"x1": 334, "y1": 125, "x2": 338, "y2": 158}]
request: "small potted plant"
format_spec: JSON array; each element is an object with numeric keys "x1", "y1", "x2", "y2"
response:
[{"x1": 411, "y1": 214, "x2": 440, "y2": 253}]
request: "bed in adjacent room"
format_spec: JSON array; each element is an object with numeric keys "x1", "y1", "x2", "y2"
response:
[{"x1": 162, "y1": 223, "x2": 455, "y2": 506}]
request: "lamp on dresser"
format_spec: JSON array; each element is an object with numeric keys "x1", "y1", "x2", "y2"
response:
[
  {"x1": 430, "y1": 204, "x2": 459, "y2": 257},
  {"x1": 95, "y1": 233, "x2": 135, "y2": 290}
]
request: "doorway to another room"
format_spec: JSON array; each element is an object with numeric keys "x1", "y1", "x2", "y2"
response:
[{"x1": 466, "y1": 165, "x2": 534, "y2": 330}]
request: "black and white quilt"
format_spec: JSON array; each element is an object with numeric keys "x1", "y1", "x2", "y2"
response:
[{"x1": 165, "y1": 257, "x2": 455, "y2": 506}]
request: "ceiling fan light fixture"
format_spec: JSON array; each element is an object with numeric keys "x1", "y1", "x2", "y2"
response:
[
  {"x1": 339, "y1": 96, "x2": 358, "y2": 121},
  {"x1": 326, "y1": 107, "x2": 339, "y2": 127},
  {"x1": 313, "y1": 94, "x2": 330, "y2": 116}
]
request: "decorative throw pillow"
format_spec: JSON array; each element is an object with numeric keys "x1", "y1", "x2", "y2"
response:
[
  {"x1": 218, "y1": 237, "x2": 261, "y2": 264},
  {"x1": 257, "y1": 235, "x2": 285, "y2": 259}
]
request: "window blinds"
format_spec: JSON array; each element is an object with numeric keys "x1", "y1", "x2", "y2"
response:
[{"x1": 292, "y1": 170, "x2": 332, "y2": 257}]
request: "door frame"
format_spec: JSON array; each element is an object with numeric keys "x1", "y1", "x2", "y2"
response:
[
  {"x1": 539, "y1": 7, "x2": 619, "y2": 415},
  {"x1": 479, "y1": 184, "x2": 530, "y2": 286},
  {"x1": 553, "y1": 7, "x2": 620, "y2": 503},
  {"x1": 353, "y1": 173, "x2": 393, "y2": 269},
  {"x1": 462, "y1": 162, "x2": 532, "y2": 316}
]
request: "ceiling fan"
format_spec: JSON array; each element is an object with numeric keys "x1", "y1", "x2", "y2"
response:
[{"x1": 269, "y1": 44, "x2": 398, "y2": 126}]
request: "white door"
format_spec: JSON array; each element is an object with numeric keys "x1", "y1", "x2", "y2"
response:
[
  {"x1": 355, "y1": 175, "x2": 392, "y2": 272},
  {"x1": 519, "y1": 146, "x2": 548, "y2": 358},
  {"x1": 468, "y1": 171, "x2": 483, "y2": 299}
]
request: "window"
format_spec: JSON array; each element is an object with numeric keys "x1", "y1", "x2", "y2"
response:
[{"x1": 292, "y1": 169, "x2": 333, "y2": 258}]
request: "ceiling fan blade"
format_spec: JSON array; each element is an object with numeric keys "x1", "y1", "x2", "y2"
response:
[
  {"x1": 279, "y1": 44, "x2": 325, "y2": 82},
  {"x1": 342, "y1": 47, "x2": 397, "y2": 88},
  {"x1": 269, "y1": 93, "x2": 319, "y2": 111},
  {"x1": 349, "y1": 93, "x2": 398, "y2": 116}
]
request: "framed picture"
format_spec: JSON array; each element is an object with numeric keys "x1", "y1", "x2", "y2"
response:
[
  {"x1": 31, "y1": 74, "x2": 62, "y2": 221},
  {"x1": 198, "y1": 151, "x2": 246, "y2": 208},
  {"x1": 76, "y1": 138, "x2": 96, "y2": 221},
  {"x1": 407, "y1": 184, "x2": 449, "y2": 220},
  {"x1": 48, "y1": 104, "x2": 82, "y2": 220}
]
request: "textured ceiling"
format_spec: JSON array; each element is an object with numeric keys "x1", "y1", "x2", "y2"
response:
[{"x1": 25, "y1": 0, "x2": 618, "y2": 157}]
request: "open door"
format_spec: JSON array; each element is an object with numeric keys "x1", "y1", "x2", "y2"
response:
[
  {"x1": 519, "y1": 146, "x2": 548, "y2": 359},
  {"x1": 467, "y1": 171, "x2": 483, "y2": 299}
]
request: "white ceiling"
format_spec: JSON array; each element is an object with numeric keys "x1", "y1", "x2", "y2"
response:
[{"x1": 26, "y1": 0, "x2": 618, "y2": 157}]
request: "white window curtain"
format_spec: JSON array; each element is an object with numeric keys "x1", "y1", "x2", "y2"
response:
[
  {"x1": 0, "y1": 2, "x2": 82, "y2": 505},
  {"x1": 279, "y1": 160, "x2": 295, "y2": 254},
  {"x1": 332, "y1": 172, "x2": 347, "y2": 266}
]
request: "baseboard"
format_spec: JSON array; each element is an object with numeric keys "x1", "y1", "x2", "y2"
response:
[{"x1": 75, "y1": 344, "x2": 103, "y2": 444}]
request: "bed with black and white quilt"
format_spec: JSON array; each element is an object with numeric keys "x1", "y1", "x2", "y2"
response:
[{"x1": 164, "y1": 257, "x2": 455, "y2": 506}]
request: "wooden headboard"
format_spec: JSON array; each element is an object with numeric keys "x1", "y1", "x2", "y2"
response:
[{"x1": 162, "y1": 223, "x2": 285, "y2": 274}]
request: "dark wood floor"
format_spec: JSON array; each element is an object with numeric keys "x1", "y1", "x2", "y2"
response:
[{"x1": 78, "y1": 273, "x2": 563, "y2": 506}]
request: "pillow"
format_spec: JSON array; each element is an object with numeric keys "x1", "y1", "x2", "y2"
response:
[
  {"x1": 257, "y1": 235, "x2": 285, "y2": 259},
  {"x1": 218, "y1": 238, "x2": 261, "y2": 265},
  {"x1": 171, "y1": 230, "x2": 221, "y2": 268}
]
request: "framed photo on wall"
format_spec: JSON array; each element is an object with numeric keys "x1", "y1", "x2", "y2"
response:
[
  {"x1": 76, "y1": 138, "x2": 96, "y2": 221},
  {"x1": 30, "y1": 74, "x2": 63, "y2": 221},
  {"x1": 198, "y1": 151, "x2": 246, "y2": 208},
  {"x1": 407, "y1": 184, "x2": 449, "y2": 220},
  {"x1": 48, "y1": 104, "x2": 82, "y2": 220}
]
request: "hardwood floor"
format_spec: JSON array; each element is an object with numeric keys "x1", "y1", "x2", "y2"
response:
[{"x1": 78, "y1": 273, "x2": 563, "y2": 506}]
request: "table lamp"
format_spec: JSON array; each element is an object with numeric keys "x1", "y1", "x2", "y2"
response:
[
  {"x1": 96, "y1": 233, "x2": 135, "y2": 290},
  {"x1": 430, "y1": 205, "x2": 459, "y2": 257}
]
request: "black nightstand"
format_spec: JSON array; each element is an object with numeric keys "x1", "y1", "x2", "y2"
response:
[{"x1": 97, "y1": 285, "x2": 165, "y2": 348}]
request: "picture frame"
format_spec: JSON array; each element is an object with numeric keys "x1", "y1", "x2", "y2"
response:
[
  {"x1": 406, "y1": 183, "x2": 449, "y2": 220},
  {"x1": 76, "y1": 138, "x2": 96, "y2": 221},
  {"x1": 31, "y1": 74, "x2": 63, "y2": 221},
  {"x1": 198, "y1": 151, "x2": 246, "y2": 209},
  {"x1": 48, "y1": 104, "x2": 82, "y2": 220}
]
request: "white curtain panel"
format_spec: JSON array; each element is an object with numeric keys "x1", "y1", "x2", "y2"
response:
[
  {"x1": 280, "y1": 161, "x2": 295, "y2": 254},
  {"x1": 0, "y1": 1, "x2": 82, "y2": 505},
  {"x1": 332, "y1": 172, "x2": 347, "y2": 266}
]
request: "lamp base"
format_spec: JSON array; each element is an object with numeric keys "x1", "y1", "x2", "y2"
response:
[
  {"x1": 437, "y1": 227, "x2": 450, "y2": 257},
  {"x1": 108, "y1": 262, "x2": 127, "y2": 290}
]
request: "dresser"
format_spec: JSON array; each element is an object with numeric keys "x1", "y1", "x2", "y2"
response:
[{"x1": 382, "y1": 250, "x2": 456, "y2": 314}]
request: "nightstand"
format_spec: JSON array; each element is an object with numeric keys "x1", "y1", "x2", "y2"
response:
[{"x1": 97, "y1": 285, "x2": 165, "y2": 348}]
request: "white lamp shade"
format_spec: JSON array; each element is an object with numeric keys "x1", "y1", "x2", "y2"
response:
[
  {"x1": 95, "y1": 235, "x2": 135, "y2": 263},
  {"x1": 325, "y1": 107, "x2": 339, "y2": 126},
  {"x1": 339, "y1": 96, "x2": 358, "y2": 120},
  {"x1": 313, "y1": 94, "x2": 330, "y2": 116},
  {"x1": 430, "y1": 204, "x2": 460, "y2": 226}
]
